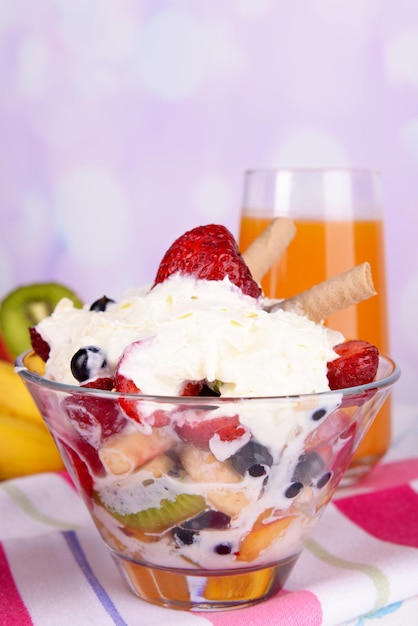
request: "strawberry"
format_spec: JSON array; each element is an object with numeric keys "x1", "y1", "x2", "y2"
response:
[
  {"x1": 175, "y1": 414, "x2": 243, "y2": 449},
  {"x1": 82, "y1": 376, "x2": 114, "y2": 391},
  {"x1": 327, "y1": 340, "x2": 379, "y2": 390},
  {"x1": 29, "y1": 326, "x2": 50, "y2": 361},
  {"x1": 114, "y1": 370, "x2": 173, "y2": 427},
  {"x1": 63, "y1": 392, "x2": 127, "y2": 447},
  {"x1": 153, "y1": 224, "x2": 262, "y2": 299}
]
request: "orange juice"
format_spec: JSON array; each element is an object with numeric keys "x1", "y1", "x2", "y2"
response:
[{"x1": 239, "y1": 214, "x2": 390, "y2": 468}]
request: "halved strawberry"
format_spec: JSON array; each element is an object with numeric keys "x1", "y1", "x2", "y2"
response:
[
  {"x1": 327, "y1": 340, "x2": 379, "y2": 390},
  {"x1": 153, "y1": 224, "x2": 262, "y2": 299},
  {"x1": 175, "y1": 414, "x2": 242, "y2": 449}
]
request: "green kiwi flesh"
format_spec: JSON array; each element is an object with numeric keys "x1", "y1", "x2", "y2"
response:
[
  {"x1": 0, "y1": 282, "x2": 83, "y2": 358},
  {"x1": 106, "y1": 493, "x2": 207, "y2": 533}
]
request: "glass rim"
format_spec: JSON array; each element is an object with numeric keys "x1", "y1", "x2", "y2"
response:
[
  {"x1": 244, "y1": 167, "x2": 382, "y2": 177},
  {"x1": 16, "y1": 350, "x2": 400, "y2": 405}
]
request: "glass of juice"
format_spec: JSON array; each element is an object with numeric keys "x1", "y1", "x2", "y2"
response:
[{"x1": 238, "y1": 168, "x2": 390, "y2": 483}]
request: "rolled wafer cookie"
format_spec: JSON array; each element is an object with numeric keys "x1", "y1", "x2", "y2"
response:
[
  {"x1": 242, "y1": 217, "x2": 296, "y2": 284},
  {"x1": 269, "y1": 262, "x2": 376, "y2": 323},
  {"x1": 99, "y1": 429, "x2": 172, "y2": 476}
]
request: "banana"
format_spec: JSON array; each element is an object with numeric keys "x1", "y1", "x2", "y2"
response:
[
  {"x1": 0, "y1": 410, "x2": 64, "y2": 480},
  {"x1": 0, "y1": 358, "x2": 65, "y2": 479},
  {"x1": 0, "y1": 359, "x2": 45, "y2": 426}
]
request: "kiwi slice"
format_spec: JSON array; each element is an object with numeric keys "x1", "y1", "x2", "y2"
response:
[
  {"x1": 107, "y1": 494, "x2": 207, "y2": 533},
  {"x1": 0, "y1": 282, "x2": 83, "y2": 358}
]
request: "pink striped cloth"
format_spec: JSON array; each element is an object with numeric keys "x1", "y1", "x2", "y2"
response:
[{"x1": 1, "y1": 459, "x2": 418, "y2": 626}]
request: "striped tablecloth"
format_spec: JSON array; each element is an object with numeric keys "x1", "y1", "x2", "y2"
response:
[
  {"x1": 1, "y1": 460, "x2": 417, "y2": 626},
  {"x1": 1, "y1": 404, "x2": 418, "y2": 626}
]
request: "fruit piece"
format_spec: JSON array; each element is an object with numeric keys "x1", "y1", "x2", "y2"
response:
[
  {"x1": 70, "y1": 346, "x2": 108, "y2": 383},
  {"x1": 59, "y1": 440, "x2": 94, "y2": 496},
  {"x1": 140, "y1": 453, "x2": 176, "y2": 478},
  {"x1": 114, "y1": 369, "x2": 172, "y2": 428},
  {"x1": 82, "y1": 376, "x2": 114, "y2": 390},
  {"x1": 63, "y1": 392, "x2": 127, "y2": 448},
  {"x1": 179, "y1": 445, "x2": 241, "y2": 483},
  {"x1": 292, "y1": 450, "x2": 326, "y2": 486},
  {"x1": 175, "y1": 414, "x2": 243, "y2": 450},
  {"x1": 29, "y1": 327, "x2": 51, "y2": 361},
  {"x1": 180, "y1": 509, "x2": 231, "y2": 531},
  {"x1": 237, "y1": 510, "x2": 296, "y2": 562},
  {"x1": 0, "y1": 282, "x2": 82, "y2": 358},
  {"x1": 153, "y1": 224, "x2": 262, "y2": 299},
  {"x1": 0, "y1": 333, "x2": 12, "y2": 362},
  {"x1": 172, "y1": 509, "x2": 231, "y2": 547},
  {"x1": 327, "y1": 340, "x2": 378, "y2": 390},
  {"x1": 230, "y1": 440, "x2": 273, "y2": 477},
  {"x1": 89, "y1": 296, "x2": 115, "y2": 311},
  {"x1": 106, "y1": 493, "x2": 207, "y2": 533},
  {"x1": 22, "y1": 350, "x2": 46, "y2": 375},
  {"x1": 0, "y1": 360, "x2": 46, "y2": 426},
  {"x1": 206, "y1": 490, "x2": 250, "y2": 518},
  {"x1": 0, "y1": 410, "x2": 64, "y2": 479}
]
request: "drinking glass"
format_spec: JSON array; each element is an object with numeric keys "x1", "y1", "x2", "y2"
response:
[{"x1": 238, "y1": 168, "x2": 390, "y2": 483}]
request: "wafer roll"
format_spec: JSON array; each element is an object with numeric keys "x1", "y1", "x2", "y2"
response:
[
  {"x1": 242, "y1": 217, "x2": 296, "y2": 283},
  {"x1": 99, "y1": 429, "x2": 172, "y2": 476},
  {"x1": 270, "y1": 262, "x2": 376, "y2": 323}
]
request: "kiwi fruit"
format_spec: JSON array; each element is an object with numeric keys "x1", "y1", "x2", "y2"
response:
[
  {"x1": 107, "y1": 493, "x2": 207, "y2": 533},
  {"x1": 0, "y1": 282, "x2": 83, "y2": 358}
]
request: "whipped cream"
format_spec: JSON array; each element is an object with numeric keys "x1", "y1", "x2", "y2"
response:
[{"x1": 37, "y1": 274, "x2": 343, "y2": 395}]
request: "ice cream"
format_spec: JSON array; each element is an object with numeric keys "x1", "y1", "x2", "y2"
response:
[{"x1": 20, "y1": 222, "x2": 387, "y2": 610}]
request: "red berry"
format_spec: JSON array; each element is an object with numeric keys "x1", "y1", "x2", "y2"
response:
[
  {"x1": 114, "y1": 370, "x2": 172, "y2": 427},
  {"x1": 63, "y1": 393, "x2": 127, "y2": 446},
  {"x1": 153, "y1": 224, "x2": 262, "y2": 299},
  {"x1": 327, "y1": 340, "x2": 379, "y2": 390},
  {"x1": 82, "y1": 376, "x2": 114, "y2": 391},
  {"x1": 175, "y1": 414, "x2": 242, "y2": 449},
  {"x1": 29, "y1": 326, "x2": 50, "y2": 361}
]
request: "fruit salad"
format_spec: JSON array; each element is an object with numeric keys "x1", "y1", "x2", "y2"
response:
[{"x1": 19, "y1": 223, "x2": 390, "y2": 609}]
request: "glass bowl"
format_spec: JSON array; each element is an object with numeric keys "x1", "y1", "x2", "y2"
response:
[{"x1": 16, "y1": 351, "x2": 400, "y2": 611}]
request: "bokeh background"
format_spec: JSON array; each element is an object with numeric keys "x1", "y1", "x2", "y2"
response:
[{"x1": 0, "y1": 0, "x2": 417, "y2": 405}]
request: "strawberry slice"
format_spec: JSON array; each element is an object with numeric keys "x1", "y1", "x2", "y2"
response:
[
  {"x1": 153, "y1": 224, "x2": 262, "y2": 299},
  {"x1": 327, "y1": 340, "x2": 379, "y2": 390},
  {"x1": 175, "y1": 414, "x2": 243, "y2": 449}
]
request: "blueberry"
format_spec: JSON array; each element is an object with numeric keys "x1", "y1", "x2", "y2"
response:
[
  {"x1": 292, "y1": 451, "x2": 325, "y2": 485},
  {"x1": 90, "y1": 296, "x2": 115, "y2": 312},
  {"x1": 214, "y1": 543, "x2": 232, "y2": 555},
  {"x1": 173, "y1": 527, "x2": 196, "y2": 546},
  {"x1": 312, "y1": 407, "x2": 327, "y2": 421},
  {"x1": 70, "y1": 346, "x2": 108, "y2": 382},
  {"x1": 285, "y1": 481, "x2": 304, "y2": 498},
  {"x1": 230, "y1": 440, "x2": 273, "y2": 477},
  {"x1": 182, "y1": 510, "x2": 231, "y2": 531},
  {"x1": 316, "y1": 471, "x2": 332, "y2": 489}
]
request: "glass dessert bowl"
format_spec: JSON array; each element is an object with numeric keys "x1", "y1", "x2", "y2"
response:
[{"x1": 17, "y1": 350, "x2": 399, "y2": 612}]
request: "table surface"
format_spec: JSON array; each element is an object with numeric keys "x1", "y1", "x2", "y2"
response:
[{"x1": 1, "y1": 402, "x2": 417, "y2": 626}]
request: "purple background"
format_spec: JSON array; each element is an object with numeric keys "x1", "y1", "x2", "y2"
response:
[{"x1": 1, "y1": 1, "x2": 417, "y2": 404}]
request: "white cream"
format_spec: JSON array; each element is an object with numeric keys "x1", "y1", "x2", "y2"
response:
[{"x1": 38, "y1": 274, "x2": 343, "y2": 395}]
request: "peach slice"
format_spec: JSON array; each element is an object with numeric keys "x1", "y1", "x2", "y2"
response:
[{"x1": 237, "y1": 509, "x2": 296, "y2": 562}]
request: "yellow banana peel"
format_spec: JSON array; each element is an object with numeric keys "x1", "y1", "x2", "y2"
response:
[
  {"x1": 0, "y1": 358, "x2": 65, "y2": 479},
  {"x1": 0, "y1": 411, "x2": 64, "y2": 479},
  {"x1": 0, "y1": 359, "x2": 45, "y2": 426}
]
